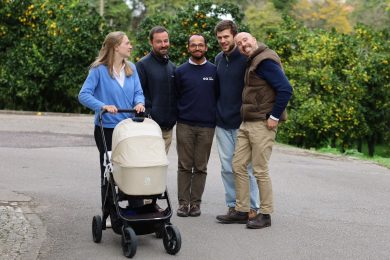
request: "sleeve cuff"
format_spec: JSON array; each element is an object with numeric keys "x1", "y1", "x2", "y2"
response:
[{"x1": 270, "y1": 115, "x2": 279, "y2": 121}]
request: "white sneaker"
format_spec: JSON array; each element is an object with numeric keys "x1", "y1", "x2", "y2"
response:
[{"x1": 106, "y1": 216, "x2": 112, "y2": 228}]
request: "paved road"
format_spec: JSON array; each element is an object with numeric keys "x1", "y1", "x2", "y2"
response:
[{"x1": 1, "y1": 112, "x2": 389, "y2": 260}]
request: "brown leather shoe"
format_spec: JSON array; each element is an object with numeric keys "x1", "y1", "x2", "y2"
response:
[
  {"x1": 189, "y1": 204, "x2": 201, "y2": 217},
  {"x1": 249, "y1": 209, "x2": 257, "y2": 220},
  {"x1": 216, "y1": 207, "x2": 234, "y2": 220},
  {"x1": 176, "y1": 204, "x2": 189, "y2": 217},
  {"x1": 246, "y1": 213, "x2": 271, "y2": 229},
  {"x1": 216, "y1": 208, "x2": 248, "y2": 224}
]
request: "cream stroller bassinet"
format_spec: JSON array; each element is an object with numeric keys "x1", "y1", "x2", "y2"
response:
[
  {"x1": 91, "y1": 110, "x2": 181, "y2": 258},
  {"x1": 111, "y1": 118, "x2": 168, "y2": 195}
]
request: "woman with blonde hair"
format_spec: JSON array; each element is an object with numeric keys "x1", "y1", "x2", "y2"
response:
[{"x1": 79, "y1": 31, "x2": 145, "y2": 221}]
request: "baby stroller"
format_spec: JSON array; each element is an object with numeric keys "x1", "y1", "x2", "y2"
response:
[{"x1": 91, "y1": 109, "x2": 181, "y2": 258}]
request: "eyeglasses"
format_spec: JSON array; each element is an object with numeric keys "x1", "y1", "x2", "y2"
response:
[{"x1": 189, "y1": 43, "x2": 206, "y2": 49}]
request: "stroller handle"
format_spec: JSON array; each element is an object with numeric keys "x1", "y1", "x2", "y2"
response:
[
  {"x1": 98, "y1": 108, "x2": 145, "y2": 169},
  {"x1": 98, "y1": 108, "x2": 146, "y2": 123}
]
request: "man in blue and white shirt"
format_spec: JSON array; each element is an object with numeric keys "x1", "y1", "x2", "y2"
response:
[{"x1": 174, "y1": 34, "x2": 218, "y2": 218}]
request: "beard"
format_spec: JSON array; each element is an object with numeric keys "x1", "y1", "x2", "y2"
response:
[
  {"x1": 190, "y1": 50, "x2": 205, "y2": 60},
  {"x1": 153, "y1": 47, "x2": 169, "y2": 58},
  {"x1": 191, "y1": 55, "x2": 204, "y2": 61}
]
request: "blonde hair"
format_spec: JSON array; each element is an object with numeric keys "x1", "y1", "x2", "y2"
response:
[{"x1": 90, "y1": 31, "x2": 133, "y2": 77}]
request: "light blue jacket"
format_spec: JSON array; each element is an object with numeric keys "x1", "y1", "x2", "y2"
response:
[{"x1": 79, "y1": 62, "x2": 145, "y2": 128}]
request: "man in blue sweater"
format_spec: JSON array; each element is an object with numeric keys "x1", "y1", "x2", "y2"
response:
[
  {"x1": 219, "y1": 32, "x2": 293, "y2": 229},
  {"x1": 175, "y1": 34, "x2": 218, "y2": 217},
  {"x1": 214, "y1": 20, "x2": 260, "y2": 223}
]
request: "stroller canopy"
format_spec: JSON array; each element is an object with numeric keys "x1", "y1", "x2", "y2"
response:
[{"x1": 111, "y1": 118, "x2": 168, "y2": 168}]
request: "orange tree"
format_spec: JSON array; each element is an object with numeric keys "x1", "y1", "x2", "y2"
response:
[
  {"x1": 267, "y1": 17, "x2": 389, "y2": 155},
  {"x1": 133, "y1": 0, "x2": 247, "y2": 65},
  {"x1": 0, "y1": 0, "x2": 107, "y2": 112},
  {"x1": 354, "y1": 25, "x2": 390, "y2": 156}
]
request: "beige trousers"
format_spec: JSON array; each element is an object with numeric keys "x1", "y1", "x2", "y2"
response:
[
  {"x1": 161, "y1": 128, "x2": 173, "y2": 154},
  {"x1": 232, "y1": 121, "x2": 276, "y2": 214}
]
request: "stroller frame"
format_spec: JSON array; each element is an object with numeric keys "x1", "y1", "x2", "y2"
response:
[{"x1": 91, "y1": 109, "x2": 181, "y2": 258}]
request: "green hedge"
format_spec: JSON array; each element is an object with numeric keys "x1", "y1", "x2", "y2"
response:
[{"x1": 0, "y1": 0, "x2": 107, "y2": 113}]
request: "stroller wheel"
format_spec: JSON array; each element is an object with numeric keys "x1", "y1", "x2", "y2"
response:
[
  {"x1": 92, "y1": 215, "x2": 102, "y2": 243},
  {"x1": 163, "y1": 225, "x2": 181, "y2": 255},
  {"x1": 121, "y1": 227, "x2": 137, "y2": 258}
]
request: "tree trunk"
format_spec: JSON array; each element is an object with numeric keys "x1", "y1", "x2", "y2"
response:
[
  {"x1": 331, "y1": 137, "x2": 336, "y2": 148},
  {"x1": 357, "y1": 139, "x2": 362, "y2": 153},
  {"x1": 367, "y1": 135, "x2": 376, "y2": 157}
]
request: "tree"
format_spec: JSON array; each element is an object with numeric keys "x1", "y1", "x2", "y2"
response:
[
  {"x1": 267, "y1": 17, "x2": 389, "y2": 156},
  {"x1": 0, "y1": 0, "x2": 107, "y2": 112},
  {"x1": 81, "y1": 0, "x2": 137, "y2": 31},
  {"x1": 245, "y1": 1, "x2": 283, "y2": 41},
  {"x1": 134, "y1": 0, "x2": 247, "y2": 65},
  {"x1": 272, "y1": 0, "x2": 298, "y2": 13},
  {"x1": 292, "y1": 0, "x2": 353, "y2": 33},
  {"x1": 353, "y1": 25, "x2": 390, "y2": 156},
  {"x1": 347, "y1": 0, "x2": 390, "y2": 31}
]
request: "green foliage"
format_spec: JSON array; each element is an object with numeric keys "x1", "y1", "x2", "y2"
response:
[
  {"x1": 81, "y1": 0, "x2": 137, "y2": 32},
  {"x1": 134, "y1": 0, "x2": 247, "y2": 65},
  {"x1": 267, "y1": 17, "x2": 389, "y2": 155},
  {"x1": 317, "y1": 146, "x2": 390, "y2": 169},
  {"x1": 353, "y1": 25, "x2": 390, "y2": 155},
  {"x1": 245, "y1": 1, "x2": 283, "y2": 41},
  {"x1": 348, "y1": 0, "x2": 390, "y2": 31},
  {"x1": 272, "y1": 0, "x2": 298, "y2": 13},
  {"x1": 143, "y1": 0, "x2": 187, "y2": 15},
  {"x1": 292, "y1": 0, "x2": 352, "y2": 33},
  {"x1": 0, "y1": 0, "x2": 107, "y2": 112}
]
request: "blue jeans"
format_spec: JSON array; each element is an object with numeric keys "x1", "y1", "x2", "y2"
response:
[{"x1": 216, "y1": 126, "x2": 259, "y2": 210}]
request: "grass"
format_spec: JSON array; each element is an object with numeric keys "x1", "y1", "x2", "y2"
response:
[{"x1": 317, "y1": 146, "x2": 390, "y2": 169}]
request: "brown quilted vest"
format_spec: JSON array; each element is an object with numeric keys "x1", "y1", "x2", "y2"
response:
[{"x1": 241, "y1": 43, "x2": 288, "y2": 122}]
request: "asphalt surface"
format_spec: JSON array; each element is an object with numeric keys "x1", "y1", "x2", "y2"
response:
[{"x1": 0, "y1": 111, "x2": 389, "y2": 260}]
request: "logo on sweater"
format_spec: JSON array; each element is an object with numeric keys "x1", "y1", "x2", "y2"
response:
[{"x1": 203, "y1": 77, "x2": 214, "y2": 81}]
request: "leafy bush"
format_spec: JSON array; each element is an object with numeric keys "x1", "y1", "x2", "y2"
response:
[
  {"x1": 134, "y1": 0, "x2": 247, "y2": 65},
  {"x1": 0, "y1": 0, "x2": 107, "y2": 112},
  {"x1": 267, "y1": 18, "x2": 390, "y2": 155}
]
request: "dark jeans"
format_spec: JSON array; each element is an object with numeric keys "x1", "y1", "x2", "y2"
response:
[
  {"x1": 94, "y1": 126, "x2": 113, "y2": 207},
  {"x1": 176, "y1": 123, "x2": 215, "y2": 206}
]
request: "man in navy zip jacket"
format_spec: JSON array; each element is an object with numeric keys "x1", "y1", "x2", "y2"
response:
[
  {"x1": 136, "y1": 26, "x2": 176, "y2": 153},
  {"x1": 214, "y1": 20, "x2": 260, "y2": 224},
  {"x1": 219, "y1": 32, "x2": 293, "y2": 229},
  {"x1": 175, "y1": 34, "x2": 218, "y2": 217}
]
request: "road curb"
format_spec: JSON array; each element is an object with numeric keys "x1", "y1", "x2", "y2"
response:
[{"x1": 0, "y1": 109, "x2": 91, "y2": 117}]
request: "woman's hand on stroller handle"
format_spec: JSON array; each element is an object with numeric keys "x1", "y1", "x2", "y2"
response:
[
  {"x1": 102, "y1": 105, "x2": 118, "y2": 114},
  {"x1": 133, "y1": 103, "x2": 145, "y2": 113},
  {"x1": 99, "y1": 107, "x2": 146, "y2": 120}
]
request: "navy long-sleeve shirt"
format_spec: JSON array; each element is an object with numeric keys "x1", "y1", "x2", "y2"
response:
[
  {"x1": 175, "y1": 61, "x2": 218, "y2": 128},
  {"x1": 255, "y1": 59, "x2": 293, "y2": 119},
  {"x1": 215, "y1": 48, "x2": 247, "y2": 129}
]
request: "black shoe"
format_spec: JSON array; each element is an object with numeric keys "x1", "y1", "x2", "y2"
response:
[
  {"x1": 216, "y1": 208, "x2": 248, "y2": 224},
  {"x1": 246, "y1": 213, "x2": 271, "y2": 229},
  {"x1": 176, "y1": 204, "x2": 189, "y2": 217},
  {"x1": 189, "y1": 204, "x2": 201, "y2": 217}
]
